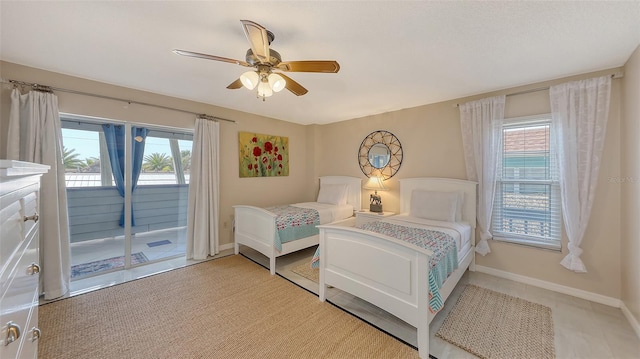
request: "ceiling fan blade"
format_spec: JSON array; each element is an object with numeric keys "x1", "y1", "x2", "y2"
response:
[
  {"x1": 173, "y1": 49, "x2": 250, "y2": 67},
  {"x1": 226, "y1": 78, "x2": 243, "y2": 89},
  {"x1": 277, "y1": 73, "x2": 308, "y2": 96},
  {"x1": 276, "y1": 61, "x2": 340, "y2": 73},
  {"x1": 240, "y1": 20, "x2": 271, "y2": 64}
]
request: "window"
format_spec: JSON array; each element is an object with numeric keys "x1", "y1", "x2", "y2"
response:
[
  {"x1": 60, "y1": 117, "x2": 193, "y2": 187},
  {"x1": 491, "y1": 116, "x2": 561, "y2": 250},
  {"x1": 140, "y1": 129, "x2": 193, "y2": 185},
  {"x1": 61, "y1": 120, "x2": 113, "y2": 188}
]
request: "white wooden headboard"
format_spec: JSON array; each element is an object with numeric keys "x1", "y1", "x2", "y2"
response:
[
  {"x1": 399, "y1": 177, "x2": 477, "y2": 228},
  {"x1": 319, "y1": 176, "x2": 362, "y2": 209}
]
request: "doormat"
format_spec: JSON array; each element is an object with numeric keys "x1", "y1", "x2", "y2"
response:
[
  {"x1": 147, "y1": 240, "x2": 172, "y2": 247},
  {"x1": 71, "y1": 252, "x2": 149, "y2": 279},
  {"x1": 436, "y1": 284, "x2": 555, "y2": 359}
]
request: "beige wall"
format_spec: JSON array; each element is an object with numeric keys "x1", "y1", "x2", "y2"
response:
[
  {"x1": 314, "y1": 68, "x2": 624, "y2": 298},
  {"x1": 314, "y1": 102, "x2": 467, "y2": 210},
  {"x1": 0, "y1": 61, "x2": 313, "y2": 248},
  {"x1": 621, "y1": 45, "x2": 640, "y2": 326}
]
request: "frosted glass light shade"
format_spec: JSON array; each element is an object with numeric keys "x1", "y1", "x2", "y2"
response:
[
  {"x1": 268, "y1": 73, "x2": 286, "y2": 92},
  {"x1": 257, "y1": 81, "x2": 273, "y2": 97},
  {"x1": 240, "y1": 71, "x2": 259, "y2": 90}
]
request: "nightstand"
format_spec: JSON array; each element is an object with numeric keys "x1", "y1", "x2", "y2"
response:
[{"x1": 355, "y1": 210, "x2": 396, "y2": 227}]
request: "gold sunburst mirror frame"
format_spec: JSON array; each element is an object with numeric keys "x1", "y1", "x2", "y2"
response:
[{"x1": 358, "y1": 130, "x2": 403, "y2": 180}]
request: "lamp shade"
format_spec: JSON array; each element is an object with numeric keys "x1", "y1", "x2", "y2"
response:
[
  {"x1": 363, "y1": 176, "x2": 387, "y2": 191},
  {"x1": 240, "y1": 71, "x2": 260, "y2": 90},
  {"x1": 257, "y1": 81, "x2": 273, "y2": 97},
  {"x1": 268, "y1": 73, "x2": 286, "y2": 92}
]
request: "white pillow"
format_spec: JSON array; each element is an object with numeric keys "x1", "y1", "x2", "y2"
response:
[
  {"x1": 410, "y1": 190, "x2": 459, "y2": 222},
  {"x1": 317, "y1": 184, "x2": 348, "y2": 205}
]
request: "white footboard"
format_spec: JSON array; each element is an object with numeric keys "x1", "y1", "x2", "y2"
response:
[
  {"x1": 318, "y1": 224, "x2": 433, "y2": 359},
  {"x1": 234, "y1": 205, "x2": 349, "y2": 275},
  {"x1": 233, "y1": 205, "x2": 278, "y2": 273}
]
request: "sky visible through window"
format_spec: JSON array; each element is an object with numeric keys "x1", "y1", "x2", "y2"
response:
[{"x1": 62, "y1": 128, "x2": 192, "y2": 160}]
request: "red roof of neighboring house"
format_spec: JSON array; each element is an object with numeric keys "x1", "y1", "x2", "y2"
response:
[{"x1": 503, "y1": 126, "x2": 549, "y2": 152}]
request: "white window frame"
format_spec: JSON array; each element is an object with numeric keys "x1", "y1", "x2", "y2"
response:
[{"x1": 491, "y1": 114, "x2": 562, "y2": 251}]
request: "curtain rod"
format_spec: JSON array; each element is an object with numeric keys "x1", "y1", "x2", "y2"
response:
[
  {"x1": 0, "y1": 78, "x2": 236, "y2": 124},
  {"x1": 454, "y1": 71, "x2": 624, "y2": 108}
]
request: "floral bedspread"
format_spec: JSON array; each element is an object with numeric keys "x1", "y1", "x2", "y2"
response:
[
  {"x1": 311, "y1": 220, "x2": 458, "y2": 314},
  {"x1": 267, "y1": 205, "x2": 320, "y2": 252}
]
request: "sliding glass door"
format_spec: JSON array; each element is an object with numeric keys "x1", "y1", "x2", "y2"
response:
[
  {"x1": 131, "y1": 128, "x2": 192, "y2": 263},
  {"x1": 61, "y1": 115, "x2": 192, "y2": 280}
]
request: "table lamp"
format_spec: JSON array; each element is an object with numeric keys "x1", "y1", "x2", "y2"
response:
[{"x1": 363, "y1": 176, "x2": 387, "y2": 213}]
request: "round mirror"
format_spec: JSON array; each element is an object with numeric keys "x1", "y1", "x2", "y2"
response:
[
  {"x1": 368, "y1": 143, "x2": 391, "y2": 168},
  {"x1": 358, "y1": 130, "x2": 403, "y2": 180}
]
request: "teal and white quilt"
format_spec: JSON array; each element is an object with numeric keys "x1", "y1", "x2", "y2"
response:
[{"x1": 267, "y1": 205, "x2": 320, "y2": 252}]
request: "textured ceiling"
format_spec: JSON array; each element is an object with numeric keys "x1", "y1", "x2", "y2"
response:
[{"x1": 1, "y1": 1, "x2": 638, "y2": 125}]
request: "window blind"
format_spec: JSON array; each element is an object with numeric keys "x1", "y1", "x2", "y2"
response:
[{"x1": 492, "y1": 120, "x2": 561, "y2": 249}]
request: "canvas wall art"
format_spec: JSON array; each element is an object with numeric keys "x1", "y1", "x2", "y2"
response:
[{"x1": 238, "y1": 132, "x2": 289, "y2": 177}]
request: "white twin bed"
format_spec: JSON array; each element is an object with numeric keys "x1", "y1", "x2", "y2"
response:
[
  {"x1": 317, "y1": 177, "x2": 477, "y2": 359},
  {"x1": 233, "y1": 176, "x2": 361, "y2": 274}
]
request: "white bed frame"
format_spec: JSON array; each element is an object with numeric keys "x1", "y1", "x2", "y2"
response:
[
  {"x1": 234, "y1": 176, "x2": 362, "y2": 275},
  {"x1": 318, "y1": 178, "x2": 477, "y2": 359}
]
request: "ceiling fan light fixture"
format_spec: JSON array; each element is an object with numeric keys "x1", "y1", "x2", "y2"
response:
[
  {"x1": 268, "y1": 73, "x2": 286, "y2": 92},
  {"x1": 240, "y1": 71, "x2": 259, "y2": 90},
  {"x1": 257, "y1": 81, "x2": 273, "y2": 98},
  {"x1": 174, "y1": 20, "x2": 339, "y2": 99}
]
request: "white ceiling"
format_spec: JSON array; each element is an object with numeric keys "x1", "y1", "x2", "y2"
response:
[{"x1": 1, "y1": 1, "x2": 639, "y2": 125}]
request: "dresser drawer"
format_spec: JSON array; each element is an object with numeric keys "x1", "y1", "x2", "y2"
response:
[
  {"x1": 0, "y1": 234, "x2": 39, "y2": 353},
  {"x1": 21, "y1": 192, "x2": 39, "y2": 241},
  {"x1": 14, "y1": 289, "x2": 40, "y2": 359},
  {"x1": 0, "y1": 201, "x2": 25, "y2": 275}
]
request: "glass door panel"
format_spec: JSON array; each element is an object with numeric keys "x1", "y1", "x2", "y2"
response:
[
  {"x1": 62, "y1": 120, "x2": 125, "y2": 280},
  {"x1": 131, "y1": 127, "x2": 192, "y2": 263}
]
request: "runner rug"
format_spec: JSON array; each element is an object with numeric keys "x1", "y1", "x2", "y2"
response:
[{"x1": 436, "y1": 284, "x2": 555, "y2": 359}]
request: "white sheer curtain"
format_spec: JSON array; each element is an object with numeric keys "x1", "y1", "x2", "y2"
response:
[
  {"x1": 186, "y1": 117, "x2": 220, "y2": 260},
  {"x1": 459, "y1": 95, "x2": 506, "y2": 256},
  {"x1": 7, "y1": 89, "x2": 71, "y2": 300},
  {"x1": 550, "y1": 76, "x2": 611, "y2": 273}
]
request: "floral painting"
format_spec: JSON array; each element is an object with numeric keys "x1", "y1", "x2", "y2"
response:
[{"x1": 238, "y1": 132, "x2": 289, "y2": 177}]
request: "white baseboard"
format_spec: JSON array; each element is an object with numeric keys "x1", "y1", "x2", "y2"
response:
[
  {"x1": 219, "y1": 243, "x2": 234, "y2": 252},
  {"x1": 474, "y1": 265, "x2": 621, "y2": 307},
  {"x1": 621, "y1": 301, "x2": 640, "y2": 340}
]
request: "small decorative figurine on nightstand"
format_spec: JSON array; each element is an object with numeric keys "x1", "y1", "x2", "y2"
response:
[{"x1": 370, "y1": 192, "x2": 383, "y2": 213}]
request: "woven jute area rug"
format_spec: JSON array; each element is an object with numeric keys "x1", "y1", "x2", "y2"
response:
[
  {"x1": 436, "y1": 284, "x2": 555, "y2": 359},
  {"x1": 291, "y1": 260, "x2": 319, "y2": 283},
  {"x1": 39, "y1": 255, "x2": 419, "y2": 359}
]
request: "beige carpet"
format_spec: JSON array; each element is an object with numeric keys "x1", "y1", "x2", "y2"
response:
[
  {"x1": 290, "y1": 260, "x2": 319, "y2": 283},
  {"x1": 436, "y1": 284, "x2": 555, "y2": 359},
  {"x1": 39, "y1": 255, "x2": 419, "y2": 359}
]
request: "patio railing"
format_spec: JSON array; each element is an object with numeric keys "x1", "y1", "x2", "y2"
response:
[{"x1": 67, "y1": 184, "x2": 189, "y2": 243}]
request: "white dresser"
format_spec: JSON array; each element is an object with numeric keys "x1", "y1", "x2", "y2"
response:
[{"x1": 0, "y1": 160, "x2": 49, "y2": 359}]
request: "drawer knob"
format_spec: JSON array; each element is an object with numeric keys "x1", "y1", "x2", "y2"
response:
[
  {"x1": 27, "y1": 263, "x2": 41, "y2": 275},
  {"x1": 23, "y1": 213, "x2": 39, "y2": 223},
  {"x1": 4, "y1": 321, "x2": 21, "y2": 346},
  {"x1": 30, "y1": 327, "x2": 41, "y2": 342}
]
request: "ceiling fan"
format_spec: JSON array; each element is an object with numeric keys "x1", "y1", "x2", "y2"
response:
[{"x1": 173, "y1": 20, "x2": 340, "y2": 100}]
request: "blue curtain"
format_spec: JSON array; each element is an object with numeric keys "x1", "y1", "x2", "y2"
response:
[{"x1": 102, "y1": 124, "x2": 149, "y2": 226}]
